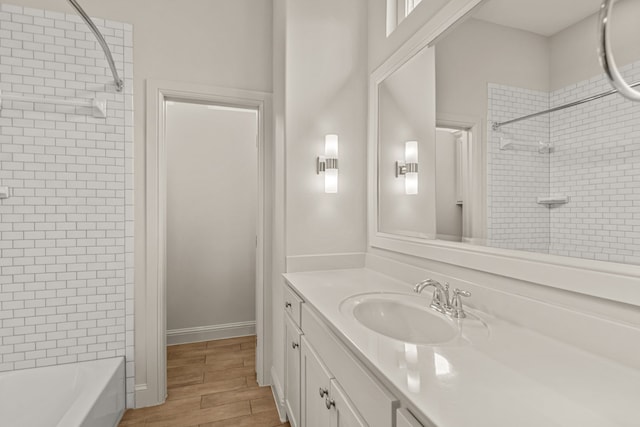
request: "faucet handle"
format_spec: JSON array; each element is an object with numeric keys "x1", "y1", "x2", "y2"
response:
[
  {"x1": 453, "y1": 288, "x2": 470, "y2": 298},
  {"x1": 449, "y1": 288, "x2": 471, "y2": 318}
]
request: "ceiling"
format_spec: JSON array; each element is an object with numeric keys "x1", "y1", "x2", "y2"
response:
[{"x1": 472, "y1": 0, "x2": 603, "y2": 37}]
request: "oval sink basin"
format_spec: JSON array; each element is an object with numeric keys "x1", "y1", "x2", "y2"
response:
[
  {"x1": 353, "y1": 298, "x2": 457, "y2": 344},
  {"x1": 339, "y1": 293, "x2": 468, "y2": 345}
]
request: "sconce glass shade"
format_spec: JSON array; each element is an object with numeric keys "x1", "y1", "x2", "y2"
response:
[
  {"x1": 324, "y1": 134, "x2": 339, "y2": 193},
  {"x1": 405, "y1": 140, "x2": 418, "y2": 195},
  {"x1": 325, "y1": 169, "x2": 338, "y2": 193},
  {"x1": 325, "y1": 134, "x2": 339, "y2": 158}
]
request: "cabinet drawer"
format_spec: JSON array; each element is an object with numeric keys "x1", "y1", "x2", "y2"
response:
[
  {"x1": 302, "y1": 304, "x2": 398, "y2": 427},
  {"x1": 284, "y1": 283, "x2": 303, "y2": 327}
]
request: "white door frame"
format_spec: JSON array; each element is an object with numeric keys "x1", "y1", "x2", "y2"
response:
[{"x1": 139, "y1": 79, "x2": 272, "y2": 406}]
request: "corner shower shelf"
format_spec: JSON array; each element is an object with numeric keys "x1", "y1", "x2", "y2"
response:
[
  {"x1": 537, "y1": 196, "x2": 570, "y2": 206},
  {"x1": 0, "y1": 90, "x2": 107, "y2": 118}
]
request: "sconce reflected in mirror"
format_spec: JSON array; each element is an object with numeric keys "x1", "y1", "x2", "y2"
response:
[
  {"x1": 396, "y1": 140, "x2": 419, "y2": 195},
  {"x1": 317, "y1": 134, "x2": 339, "y2": 193}
]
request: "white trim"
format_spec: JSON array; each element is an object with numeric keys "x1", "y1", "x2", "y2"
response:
[
  {"x1": 367, "y1": 0, "x2": 640, "y2": 308},
  {"x1": 286, "y1": 252, "x2": 366, "y2": 273},
  {"x1": 166, "y1": 322, "x2": 256, "y2": 346},
  {"x1": 132, "y1": 384, "x2": 152, "y2": 409},
  {"x1": 141, "y1": 79, "x2": 273, "y2": 407},
  {"x1": 271, "y1": 365, "x2": 287, "y2": 422}
]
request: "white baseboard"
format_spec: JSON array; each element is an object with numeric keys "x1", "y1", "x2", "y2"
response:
[
  {"x1": 111, "y1": 409, "x2": 125, "y2": 427},
  {"x1": 286, "y1": 252, "x2": 366, "y2": 273},
  {"x1": 167, "y1": 321, "x2": 256, "y2": 346},
  {"x1": 271, "y1": 365, "x2": 287, "y2": 422}
]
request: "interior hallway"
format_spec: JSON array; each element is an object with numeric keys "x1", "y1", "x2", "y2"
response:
[{"x1": 119, "y1": 336, "x2": 289, "y2": 427}]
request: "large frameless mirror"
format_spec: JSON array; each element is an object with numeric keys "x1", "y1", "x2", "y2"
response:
[{"x1": 374, "y1": 0, "x2": 640, "y2": 268}]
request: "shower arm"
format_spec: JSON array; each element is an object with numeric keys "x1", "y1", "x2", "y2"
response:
[{"x1": 66, "y1": 0, "x2": 124, "y2": 92}]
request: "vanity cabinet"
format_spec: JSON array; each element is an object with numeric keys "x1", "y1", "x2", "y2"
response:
[
  {"x1": 329, "y1": 379, "x2": 367, "y2": 427},
  {"x1": 284, "y1": 282, "x2": 400, "y2": 427},
  {"x1": 300, "y1": 336, "x2": 332, "y2": 427},
  {"x1": 301, "y1": 336, "x2": 366, "y2": 427},
  {"x1": 284, "y1": 299, "x2": 304, "y2": 427}
]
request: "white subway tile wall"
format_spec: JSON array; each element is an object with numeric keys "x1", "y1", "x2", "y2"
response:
[
  {"x1": 0, "y1": 4, "x2": 135, "y2": 406},
  {"x1": 487, "y1": 64, "x2": 640, "y2": 265},
  {"x1": 488, "y1": 83, "x2": 551, "y2": 252},
  {"x1": 550, "y1": 63, "x2": 640, "y2": 264}
]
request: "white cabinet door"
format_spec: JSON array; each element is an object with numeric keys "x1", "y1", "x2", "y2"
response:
[
  {"x1": 329, "y1": 379, "x2": 367, "y2": 427},
  {"x1": 396, "y1": 408, "x2": 423, "y2": 427},
  {"x1": 285, "y1": 314, "x2": 303, "y2": 427},
  {"x1": 301, "y1": 337, "x2": 333, "y2": 427}
]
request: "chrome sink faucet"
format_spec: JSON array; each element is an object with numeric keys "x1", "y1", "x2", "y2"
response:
[
  {"x1": 414, "y1": 279, "x2": 471, "y2": 318},
  {"x1": 414, "y1": 279, "x2": 450, "y2": 313}
]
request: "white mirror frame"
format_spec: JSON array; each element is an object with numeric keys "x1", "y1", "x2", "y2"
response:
[{"x1": 368, "y1": 0, "x2": 640, "y2": 307}]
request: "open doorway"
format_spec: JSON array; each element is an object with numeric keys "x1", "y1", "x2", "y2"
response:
[
  {"x1": 141, "y1": 80, "x2": 272, "y2": 408},
  {"x1": 164, "y1": 101, "x2": 258, "y2": 344},
  {"x1": 435, "y1": 126, "x2": 467, "y2": 241},
  {"x1": 434, "y1": 118, "x2": 486, "y2": 245}
]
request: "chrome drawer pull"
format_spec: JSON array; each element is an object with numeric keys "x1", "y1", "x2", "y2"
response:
[
  {"x1": 319, "y1": 387, "x2": 328, "y2": 398},
  {"x1": 291, "y1": 341, "x2": 299, "y2": 349}
]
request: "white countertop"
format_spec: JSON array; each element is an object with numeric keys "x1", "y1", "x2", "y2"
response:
[{"x1": 283, "y1": 268, "x2": 640, "y2": 427}]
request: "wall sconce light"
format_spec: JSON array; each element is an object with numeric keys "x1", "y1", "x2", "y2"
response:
[
  {"x1": 396, "y1": 140, "x2": 418, "y2": 195},
  {"x1": 317, "y1": 134, "x2": 339, "y2": 193}
]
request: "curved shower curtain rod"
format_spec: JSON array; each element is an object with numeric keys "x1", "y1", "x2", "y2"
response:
[{"x1": 66, "y1": 0, "x2": 124, "y2": 92}]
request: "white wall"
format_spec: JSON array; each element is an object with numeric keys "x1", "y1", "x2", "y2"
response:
[
  {"x1": 435, "y1": 18, "x2": 550, "y2": 123},
  {"x1": 0, "y1": 3, "x2": 134, "y2": 405},
  {"x1": 378, "y1": 47, "x2": 437, "y2": 238},
  {"x1": 378, "y1": 86, "x2": 435, "y2": 237},
  {"x1": 268, "y1": 0, "x2": 369, "y2": 413},
  {"x1": 165, "y1": 102, "x2": 257, "y2": 334},
  {"x1": 6, "y1": 0, "x2": 274, "y2": 404},
  {"x1": 285, "y1": 0, "x2": 368, "y2": 257}
]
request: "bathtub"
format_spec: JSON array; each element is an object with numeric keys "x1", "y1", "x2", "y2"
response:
[{"x1": 0, "y1": 357, "x2": 125, "y2": 427}]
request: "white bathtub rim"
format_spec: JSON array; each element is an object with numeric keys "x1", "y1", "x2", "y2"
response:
[
  {"x1": 57, "y1": 357, "x2": 125, "y2": 427},
  {"x1": 0, "y1": 357, "x2": 125, "y2": 427}
]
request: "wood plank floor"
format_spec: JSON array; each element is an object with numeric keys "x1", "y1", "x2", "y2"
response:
[{"x1": 119, "y1": 336, "x2": 289, "y2": 427}]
